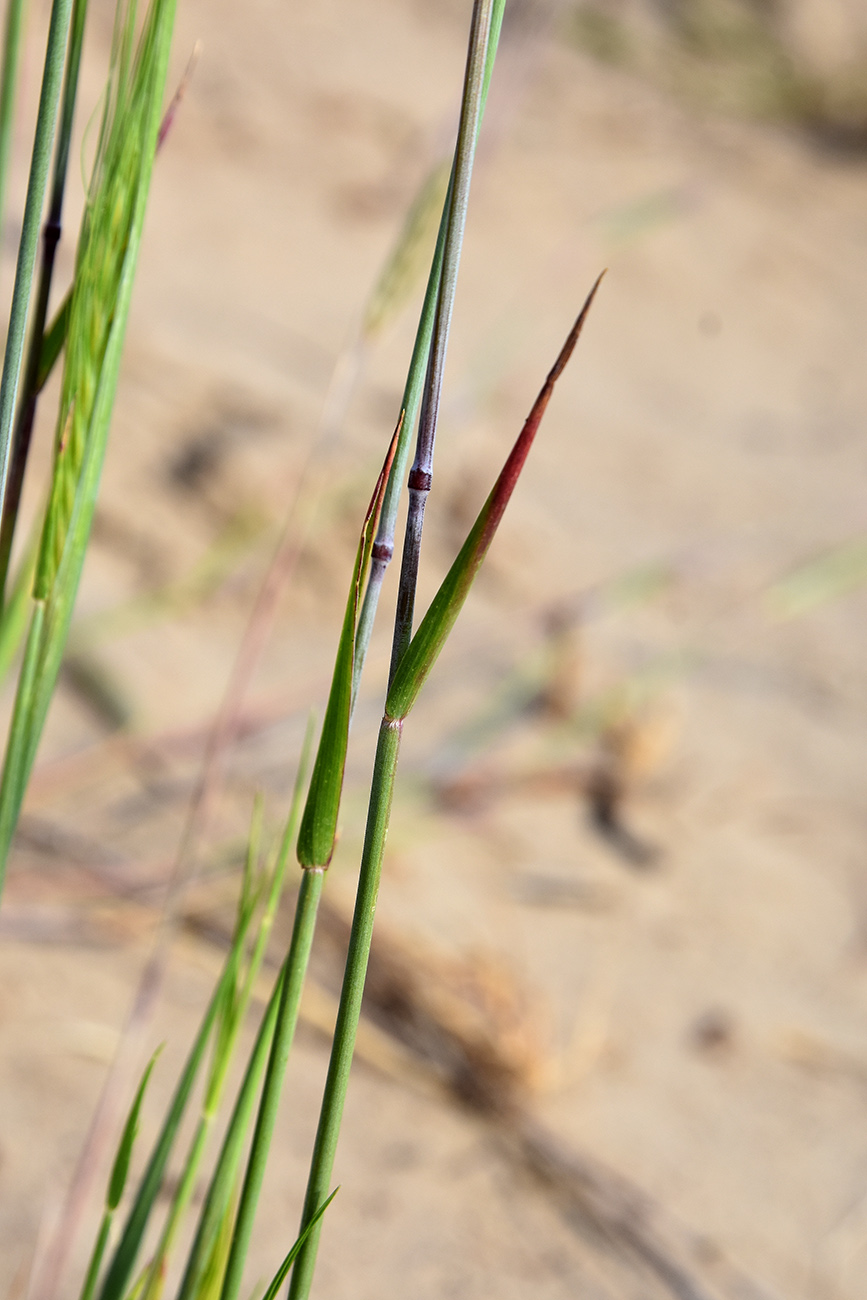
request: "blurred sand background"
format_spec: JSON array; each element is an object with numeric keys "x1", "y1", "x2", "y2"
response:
[{"x1": 2, "y1": 0, "x2": 867, "y2": 1296}]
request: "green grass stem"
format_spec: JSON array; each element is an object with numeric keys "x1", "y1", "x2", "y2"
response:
[
  {"x1": 0, "y1": 0, "x2": 90, "y2": 604},
  {"x1": 0, "y1": 0, "x2": 73, "y2": 516},
  {"x1": 287, "y1": 718, "x2": 402, "y2": 1300},
  {"x1": 388, "y1": 0, "x2": 498, "y2": 679},
  {"x1": 219, "y1": 866, "x2": 325, "y2": 1300},
  {"x1": 0, "y1": 0, "x2": 27, "y2": 241},
  {"x1": 354, "y1": 0, "x2": 505, "y2": 698}
]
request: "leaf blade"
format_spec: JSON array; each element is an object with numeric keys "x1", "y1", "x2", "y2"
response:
[{"x1": 386, "y1": 274, "x2": 604, "y2": 722}]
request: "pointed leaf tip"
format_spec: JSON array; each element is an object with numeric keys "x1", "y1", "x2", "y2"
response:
[
  {"x1": 385, "y1": 275, "x2": 603, "y2": 722},
  {"x1": 108, "y1": 1048, "x2": 161, "y2": 1212}
]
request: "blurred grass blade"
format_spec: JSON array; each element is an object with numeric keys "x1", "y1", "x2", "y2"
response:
[
  {"x1": 108, "y1": 1049, "x2": 160, "y2": 1213},
  {"x1": 79, "y1": 1051, "x2": 160, "y2": 1300},
  {"x1": 0, "y1": 0, "x2": 177, "y2": 896},
  {"x1": 0, "y1": 0, "x2": 90, "y2": 604},
  {"x1": 171, "y1": 731, "x2": 313, "y2": 1300},
  {"x1": 362, "y1": 160, "x2": 450, "y2": 340},
  {"x1": 387, "y1": 274, "x2": 604, "y2": 722},
  {"x1": 0, "y1": 526, "x2": 36, "y2": 680},
  {"x1": 262, "y1": 1191, "x2": 337, "y2": 1300},
  {"x1": 36, "y1": 291, "x2": 71, "y2": 392},
  {"x1": 767, "y1": 536, "x2": 867, "y2": 618},
  {"x1": 175, "y1": 972, "x2": 284, "y2": 1300},
  {"x1": 96, "y1": 956, "x2": 238, "y2": 1300},
  {"x1": 296, "y1": 427, "x2": 398, "y2": 868}
]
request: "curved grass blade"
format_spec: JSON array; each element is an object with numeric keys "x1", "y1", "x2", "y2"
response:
[
  {"x1": 386, "y1": 274, "x2": 604, "y2": 722},
  {"x1": 108, "y1": 1049, "x2": 160, "y2": 1213},
  {"x1": 78, "y1": 1050, "x2": 160, "y2": 1300},
  {"x1": 296, "y1": 425, "x2": 398, "y2": 868},
  {"x1": 262, "y1": 1191, "x2": 337, "y2": 1300}
]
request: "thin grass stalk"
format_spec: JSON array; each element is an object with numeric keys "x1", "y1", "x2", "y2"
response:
[
  {"x1": 218, "y1": 867, "x2": 324, "y2": 1300},
  {"x1": 0, "y1": 0, "x2": 73, "y2": 513},
  {"x1": 286, "y1": 720, "x2": 401, "y2": 1300},
  {"x1": 0, "y1": 0, "x2": 90, "y2": 604},
  {"x1": 353, "y1": 1, "x2": 505, "y2": 702},
  {"x1": 0, "y1": 0, "x2": 27, "y2": 240},
  {"x1": 388, "y1": 0, "x2": 495, "y2": 680}
]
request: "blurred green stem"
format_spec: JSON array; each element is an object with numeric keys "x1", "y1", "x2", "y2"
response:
[
  {"x1": 0, "y1": 0, "x2": 73, "y2": 519},
  {"x1": 0, "y1": 0, "x2": 27, "y2": 240},
  {"x1": 0, "y1": 0, "x2": 89, "y2": 606},
  {"x1": 220, "y1": 867, "x2": 324, "y2": 1300}
]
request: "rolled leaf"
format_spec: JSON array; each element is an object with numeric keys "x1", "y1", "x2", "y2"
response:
[{"x1": 297, "y1": 425, "x2": 399, "y2": 868}]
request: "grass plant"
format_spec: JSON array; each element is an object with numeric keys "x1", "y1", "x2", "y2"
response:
[
  {"x1": 0, "y1": 0, "x2": 607, "y2": 1296},
  {"x1": 0, "y1": 0, "x2": 177, "y2": 895}
]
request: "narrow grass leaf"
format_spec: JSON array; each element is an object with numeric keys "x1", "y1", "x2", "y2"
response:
[
  {"x1": 263, "y1": 1191, "x2": 338, "y2": 1300},
  {"x1": 97, "y1": 956, "x2": 239, "y2": 1300},
  {"x1": 108, "y1": 1049, "x2": 160, "y2": 1211},
  {"x1": 296, "y1": 427, "x2": 398, "y2": 868},
  {"x1": 78, "y1": 1050, "x2": 160, "y2": 1300},
  {"x1": 387, "y1": 274, "x2": 604, "y2": 722}
]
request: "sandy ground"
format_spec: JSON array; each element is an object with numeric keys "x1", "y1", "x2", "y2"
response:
[{"x1": 2, "y1": 1, "x2": 867, "y2": 1298}]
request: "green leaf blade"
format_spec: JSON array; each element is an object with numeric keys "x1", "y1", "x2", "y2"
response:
[
  {"x1": 108, "y1": 1048, "x2": 160, "y2": 1211},
  {"x1": 263, "y1": 1190, "x2": 338, "y2": 1300},
  {"x1": 386, "y1": 274, "x2": 604, "y2": 722}
]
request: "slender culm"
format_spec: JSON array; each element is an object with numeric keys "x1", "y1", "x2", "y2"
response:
[
  {"x1": 389, "y1": 0, "x2": 497, "y2": 680},
  {"x1": 0, "y1": 0, "x2": 27, "y2": 242}
]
